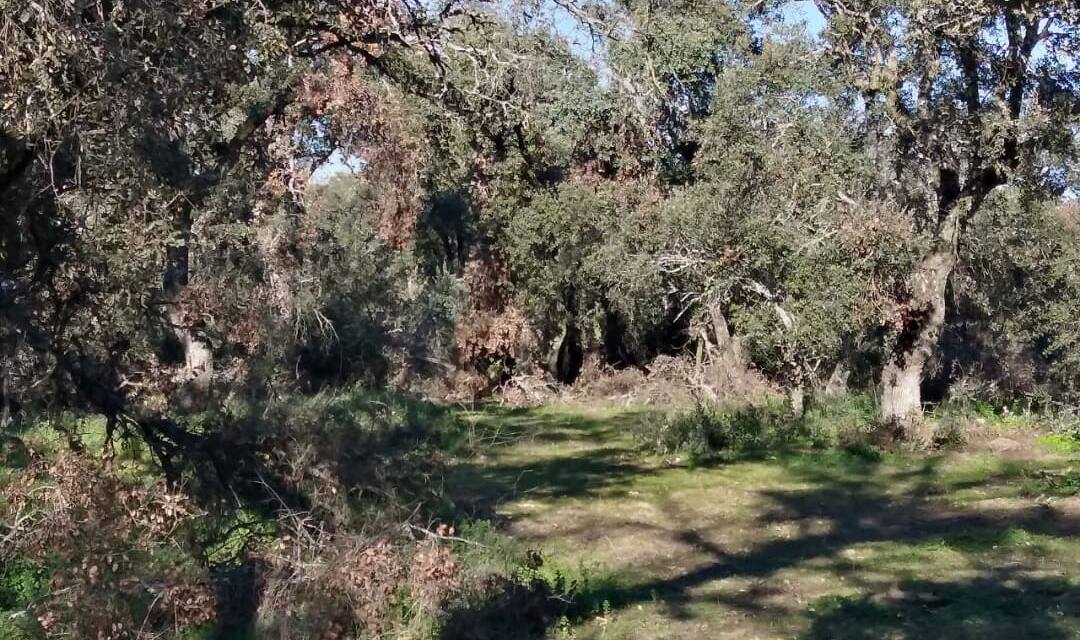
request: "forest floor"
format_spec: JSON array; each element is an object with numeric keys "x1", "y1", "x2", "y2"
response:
[{"x1": 447, "y1": 403, "x2": 1080, "y2": 640}]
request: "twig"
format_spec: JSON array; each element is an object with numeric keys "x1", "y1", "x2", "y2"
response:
[{"x1": 406, "y1": 522, "x2": 486, "y2": 547}]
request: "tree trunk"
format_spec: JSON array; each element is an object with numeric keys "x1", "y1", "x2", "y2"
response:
[
  {"x1": 158, "y1": 85, "x2": 296, "y2": 402},
  {"x1": 162, "y1": 202, "x2": 214, "y2": 402},
  {"x1": 880, "y1": 357, "x2": 925, "y2": 422},
  {"x1": 554, "y1": 324, "x2": 583, "y2": 385},
  {"x1": 824, "y1": 360, "x2": 850, "y2": 397},
  {"x1": 788, "y1": 385, "x2": 807, "y2": 417},
  {"x1": 880, "y1": 206, "x2": 963, "y2": 424},
  {"x1": 708, "y1": 303, "x2": 746, "y2": 367}
]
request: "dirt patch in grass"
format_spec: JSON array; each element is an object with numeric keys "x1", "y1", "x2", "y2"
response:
[{"x1": 446, "y1": 402, "x2": 1080, "y2": 639}]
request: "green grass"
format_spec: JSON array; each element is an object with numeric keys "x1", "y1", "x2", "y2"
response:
[
  {"x1": 805, "y1": 572, "x2": 1079, "y2": 640},
  {"x1": 445, "y1": 401, "x2": 1080, "y2": 639},
  {"x1": 1042, "y1": 433, "x2": 1080, "y2": 454},
  {"x1": 6, "y1": 396, "x2": 1079, "y2": 639}
]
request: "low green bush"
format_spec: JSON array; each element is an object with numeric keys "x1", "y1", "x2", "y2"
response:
[
  {"x1": 648, "y1": 400, "x2": 803, "y2": 464},
  {"x1": 1044, "y1": 414, "x2": 1080, "y2": 453},
  {"x1": 802, "y1": 394, "x2": 878, "y2": 448},
  {"x1": 930, "y1": 417, "x2": 969, "y2": 450},
  {"x1": 0, "y1": 611, "x2": 45, "y2": 640},
  {"x1": 441, "y1": 520, "x2": 624, "y2": 639},
  {"x1": 0, "y1": 561, "x2": 47, "y2": 611},
  {"x1": 930, "y1": 399, "x2": 1038, "y2": 431},
  {"x1": 645, "y1": 394, "x2": 917, "y2": 462},
  {"x1": 647, "y1": 393, "x2": 1080, "y2": 461},
  {"x1": 1041, "y1": 433, "x2": 1080, "y2": 454}
]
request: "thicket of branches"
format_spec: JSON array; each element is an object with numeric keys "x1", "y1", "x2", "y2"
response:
[{"x1": 4, "y1": 0, "x2": 1077, "y2": 432}]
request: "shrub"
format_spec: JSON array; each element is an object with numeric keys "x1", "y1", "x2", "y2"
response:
[
  {"x1": 0, "y1": 561, "x2": 46, "y2": 611},
  {"x1": 801, "y1": 394, "x2": 879, "y2": 449},
  {"x1": 0, "y1": 388, "x2": 487, "y2": 638},
  {"x1": 648, "y1": 401, "x2": 802, "y2": 463},
  {"x1": 0, "y1": 613, "x2": 44, "y2": 640},
  {"x1": 0, "y1": 453, "x2": 215, "y2": 638},
  {"x1": 256, "y1": 517, "x2": 464, "y2": 638},
  {"x1": 924, "y1": 399, "x2": 1049, "y2": 450},
  {"x1": 644, "y1": 395, "x2": 900, "y2": 460},
  {"x1": 440, "y1": 543, "x2": 618, "y2": 640},
  {"x1": 930, "y1": 417, "x2": 969, "y2": 450},
  {"x1": 1041, "y1": 414, "x2": 1080, "y2": 453},
  {"x1": 182, "y1": 386, "x2": 469, "y2": 526},
  {"x1": 642, "y1": 392, "x2": 1059, "y2": 459}
]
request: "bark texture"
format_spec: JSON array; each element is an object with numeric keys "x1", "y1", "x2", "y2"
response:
[
  {"x1": 824, "y1": 360, "x2": 850, "y2": 397},
  {"x1": 880, "y1": 206, "x2": 962, "y2": 424}
]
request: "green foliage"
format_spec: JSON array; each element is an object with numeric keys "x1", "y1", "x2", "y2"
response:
[
  {"x1": 443, "y1": 528, "x2": 625, "y2": 639},
  {"x1": 0, "y1": 437, "x2": 30, "y2": 470},
  {"x1": 187, "y1": 386, "x2": 472, "y2": 526},
  {"x1": 930, "y1": 418, "x2": 970, "y2": 451},
  {"x1": 199, "y1": 509, "x2": 278, "y2": 567},
  {"x1": 1025, "y1": 471, "x2": 1080, "y2": 498},
  {"x1": 249, "y1": 176, "x2": 466, "y2": 390},
  {"x1": 646, "y1": 392, "x2": 1034, "y2": 459},
  {"x1": 1040, "y1": 433, "x2": 1080, "y2": 455},
  {"x1": 499, "y1": 179, "x2": 668, "y2": 358},
  {"x1": 650, "y1": 400, "x2": 806, "y2": 463},
  {"x1": 631, "y1": 34, "x2": 912, "y2": 390},
  {"x1": 0, "y1": 562, "x2": 47, "y2": 611},
  {"x1": 950, "y1": 196, "x2": 1080, "y2": 404},
  {"x1": 453, "y1": 520, "x2": 529, "y2": 578},
  {"x1": 0, "y1": 612, "x2": 45, "y2": 640},
  {"x1": 4, "y1": 0, "x2": 1077, "y2": 435},
  {"x1": 801, "y1": 394, "x2": 880, "y2": 448},
  {"x1": 1, "y1": 0, "x2": 1079, "y2": 634},
  {"x1": 655, "y1": 395, "x2": 883, "y2": 462}
]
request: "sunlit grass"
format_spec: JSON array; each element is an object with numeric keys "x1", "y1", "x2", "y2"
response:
[{"x1": 451, "y1": 401, "x2": 1080, "y2": 639}]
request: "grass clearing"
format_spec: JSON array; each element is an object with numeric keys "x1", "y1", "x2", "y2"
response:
[{"x1": 446, "y1": 402, "x2": 1080, "y2": 639}]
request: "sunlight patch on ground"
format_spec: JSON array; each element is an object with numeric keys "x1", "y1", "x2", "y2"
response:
[{"x1": 448, "y1": 402, "x2": 1080, "y2": 639}]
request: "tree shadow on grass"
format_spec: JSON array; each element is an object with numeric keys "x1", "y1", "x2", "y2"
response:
[
  {"x1": 804, "y1": 571, "x2": 1079, "y2": 640},
  {"x1": 447, "y1": 406, "x2": 662, "y2": 521},
  {"x1": 461, "y1": 404, "x2": 651, "y2": 448},
  {"x1": 443, "y1": 407, "x2": 1080, "y2": 639},
  {"x1": 450, "y1": 447, "x2": 652, "y2": 510},
  {"x1": 604, "y1": 457, "x2": 1078, "y2": 626}
]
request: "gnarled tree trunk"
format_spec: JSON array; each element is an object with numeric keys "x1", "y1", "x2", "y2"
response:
[
  {"x1": 788, "y1": 385, "x2": 807, "y2": 417},
  {"x1": 880, "y1": 201, "x2": 964, "y2": 424},
  {"x1": 824, "y1": 360, "x2": 850, "y2": 397}
]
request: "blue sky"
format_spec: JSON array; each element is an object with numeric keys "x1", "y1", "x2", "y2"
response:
[{"x1": 779, "y1": 1, "x2": 825, "y2": 39}]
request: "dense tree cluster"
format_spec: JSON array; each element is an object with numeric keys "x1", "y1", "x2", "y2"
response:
[{"x1": 1, "y1": 0, "x2": 1078, "y2": 448}]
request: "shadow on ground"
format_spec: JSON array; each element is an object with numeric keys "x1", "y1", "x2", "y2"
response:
[
  {"x1": 442, "y1": 405, "x2": 1080, "y2": 640},
  {"x1": 446, "y1": 405, "x2": 661, "y2": 521},
  {"x1": 803, "y1": 571, "x2": 1078, "y2": 640}
]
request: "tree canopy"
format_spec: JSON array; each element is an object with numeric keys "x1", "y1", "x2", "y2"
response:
[{"x1": 2, "y1": 0, "x2": 1078, "y2": 459}]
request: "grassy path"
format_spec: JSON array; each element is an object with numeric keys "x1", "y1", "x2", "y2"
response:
[{"x1": 447, "y1": 403, "x2": 1080, "y2": 639}]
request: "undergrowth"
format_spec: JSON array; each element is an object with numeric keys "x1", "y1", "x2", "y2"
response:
[
  {"x1": 3, "y1": 388, "x2": 1077, "y2": 637},
  {"x1": 0, "y1": 387, "x2": 554, "y2": 639},
  {"x1": 642, "y1": 394, "x2": 1080, "y2": 464},
  {"x1": 442, "y1": 521, "x2": 625, "y2": 639},
  {"x1": 642, "y1": 395, "x2": 876, "y2": 464}
]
